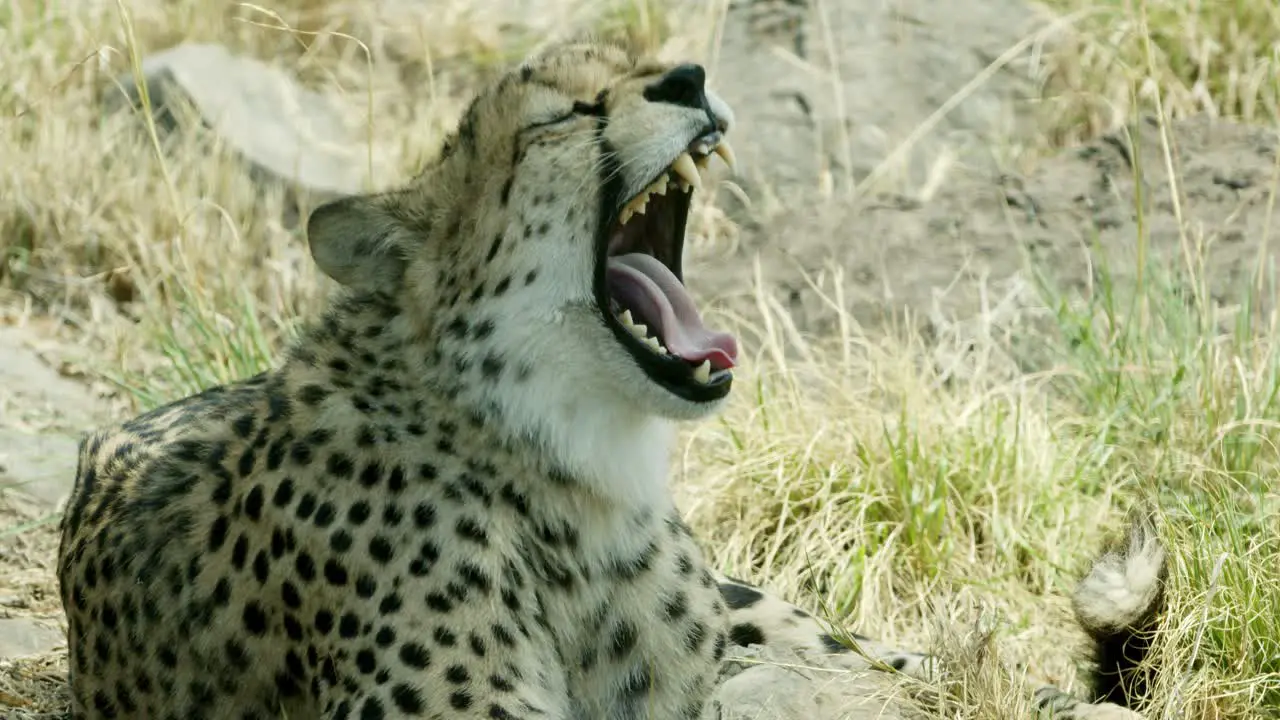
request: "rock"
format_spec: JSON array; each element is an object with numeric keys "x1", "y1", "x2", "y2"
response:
[
  {"x1": 104, "y1": 42, "x2": 376, "y2": 201},
  {"x1": 0, "y1": 328, "x2": 110, "y2": 509},
  {"x1": 693, "y1": 115, "x2": 1280, "y2": 346},
  {"x1": 0, "y1": 431, "x2": 79, "y2": 510},
  {"x1": 712, "y1": 0, "x2": 1045, "y2": 204},
  {"x1": 0, "y1": 620, "x2": 63, "y2": 661}
]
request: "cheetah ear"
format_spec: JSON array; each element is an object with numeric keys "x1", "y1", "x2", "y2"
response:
[{"x1": 306, "y1": 194, "x2": 411, "y2": 291}]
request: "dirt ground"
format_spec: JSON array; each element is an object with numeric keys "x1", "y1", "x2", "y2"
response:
[{"x1": 695, "y1": 114, "x2": 1280, "y2": 348}]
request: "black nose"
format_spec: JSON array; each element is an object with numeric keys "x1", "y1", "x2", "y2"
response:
[{"x1": 643, "y1": 63, "x2": 707, "y2": 109}]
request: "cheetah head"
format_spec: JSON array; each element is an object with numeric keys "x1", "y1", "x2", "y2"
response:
[{"x1": 306, "y1": 42, "x2": 739, "y2": 496}]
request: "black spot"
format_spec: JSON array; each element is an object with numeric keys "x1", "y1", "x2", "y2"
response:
[
  {"x1": 455, "y1": 517, "x2": 488, "y2": 546},
  {"x1": 611, "y1": 621, "x2": 638, "y2": 659},
  {"x1": 299, "y1": 384, "x2": 330, "y2": 406},
  {"x1": 819, "y1": 633, "x2": 851, "y2": 654},
  {"x1": 719, "y1": 582, "x2": 765, "y2": 610},
  {"x1": 244, "y1": 485, "x2": 264, "y2": 521},
  {"x1": 282, "y1": 581, "x2": 302, "y2": 609},
  {"x1": 391, "y1": 683, "x2": 423, "y2": 714},
  {"x1": 314, "y1": 609, "x2": 334, "y2": 634},
  {"x1": 412, "y1": 503, "x2": 436, "y2": 528},
  {"x1": 611, "y1": 542, "x2": 658, "y2": 580},
  {"x1": 491, "y1": 623, "x2": 515, "y2": 648},
  {"x1": 622, "y1": 667, "x2": 652, "y2": 696},
  {"x1": 445, "y1": 665, "x2": 470, "y2": 684},
  {"x1": 272, "y1": 478, "x2": 295, "y2": 507},
  {"x1": 208, "y1": 515, "x2": 229, "y2": 552},
  {"x1": 382, "y1": 504, "x2": 404, "y2": 526},
  {"x1": 232, "y1": 413, "x2": 256, "y2": 438},
  {"x1": 387, "y1": 466, "x2": 407, "y2": 493},
  {"x1": 296, "y1": 493, "x2": 317, "y2": 520},
  {"x1": 486, "y1": 234, "x2": 503, "y2": 262},
  {"x1": 379, "y1": 593, "x2": 403, "y2": 615},
  {"x1": 212, "y1": 578, "x2": 232, "y2": 606},
  {"x1": 359, "y1": 462, "x2": 383, "y2": 488},
  {"x1": 326, "y1": 453, "x2": 355, "y2": 479},
  {"x1": 449, "y1": 690, "x2": 473, "y2": 710},
  {"x1": 480, "y1": 354, "x2": 504, "y2": 379},
  {"x1": 426, "y1": 592, "x2": 453, "y2": 613},
  {"x1": 295, "y1": 553, "x2": 316, "y2": 581},
  {"x1": 376, "y1": 626, "x2": 396, "y2": 647},
  {"x1": 359, "y1": 696, "x2": 385, "y2": 720},
  {"x1": 313, "y1": 502, "x2": 336, "y2": 528},
  {"x1": 339, "y1": 612, "x2": 360, "y2": 638},
  {"x1": 457, "y1": 562, "x2": 492, "y2": 594},
  {"x1": 399, "y1": 642, "x2": 431, "y2": 669},
  {"x1": 231, "y1": 535, "x2": 249, "y2": 570},
  {"x1": 324, "y1": 559, "x2": 349, "y2": 586},
  {"x1": 490, "y1": 674, "x2": 514, "y2": 692},
  {"x1": 242, "y1": 602, "x2": 268, "y2": 635},
  {"x1": 348, "y1": 501, "x2": 372, "y2": 525},
  {"x1": 329, "y1": 530, "x2": 353, "y2": 553},
  {"x1": 253, "y1": 550, "x2": 270, "y2": 583},
  {"x1": 369, "y1": 536, "x2": 395, "y2": 564},
  {"x1": 664, "y1": 591, "x2": 689, "y2": 621},
  {"x1": 684, "y1": 621, "x2": 707, "y2": 652}
]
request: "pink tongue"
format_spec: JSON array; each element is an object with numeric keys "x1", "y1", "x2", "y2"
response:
[{"x1": 605, "y1": 253, "x2": 739, "y2": 370}]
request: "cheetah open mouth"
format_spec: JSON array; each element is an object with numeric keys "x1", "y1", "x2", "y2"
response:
[{"x1": 599, "y1": 131, "x2": 739, "y2": 403}]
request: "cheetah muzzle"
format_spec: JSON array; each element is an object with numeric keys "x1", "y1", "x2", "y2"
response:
[{"x1": 601, "y1": 125, "x2": 739, "y2": 402}]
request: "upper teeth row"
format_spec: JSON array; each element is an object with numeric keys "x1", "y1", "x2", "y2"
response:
[
  {"x1": 617, "y1": 309, "x2": 715, "y2": 384},
  {"x1": 618, "y1": 141, "x2": 737, "y2": 225}
]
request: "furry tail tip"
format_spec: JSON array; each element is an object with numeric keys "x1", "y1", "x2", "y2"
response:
[{"x1": 1071, "y1": 508, "x2": 1168, "y2": 708}]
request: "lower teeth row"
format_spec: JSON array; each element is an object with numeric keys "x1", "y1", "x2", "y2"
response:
[{"x1": 616, "y1": 309, "x2": 714, "y2": 384}]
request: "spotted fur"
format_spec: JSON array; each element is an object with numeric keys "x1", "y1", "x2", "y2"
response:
[{"x1": 57, "y1": 40, "x2": 1160, "y2": 720}]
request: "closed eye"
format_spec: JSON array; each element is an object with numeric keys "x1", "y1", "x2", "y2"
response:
[
  {"x1": 521, "y1": 113, "x2": 575, "y2": 132},
  {"x1": 521, "y1": 100, "x2": 606, "y2": 132}
]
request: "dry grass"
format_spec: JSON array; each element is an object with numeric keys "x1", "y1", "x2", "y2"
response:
[
  {"x1": 2, "y1": 0, "x2": 1280, "y2": 718},
  {"x1": 1037, "y1": 0, "x2": 1280, "y2": 145}
]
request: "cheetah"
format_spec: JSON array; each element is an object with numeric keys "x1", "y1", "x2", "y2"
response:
[{"x1": 57, "y1": 40, "x2": 1164, "y2": 719}]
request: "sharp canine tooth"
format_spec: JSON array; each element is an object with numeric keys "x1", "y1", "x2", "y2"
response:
[
  {"x1": 692, "y1": 360, "x2": 711, "y2": 384},
  {"x1": 619, "y1": 310, "x2": 634, "y2": 326},
  {"x1": 714, "y1": 141, "x2": 737, "y2": 172},
  {"x1": 619, "y1": 207, "x2": 634, "y2": 224},
  {"x1": 671, "y1": 152, "x2": 702, "y2": 191}
]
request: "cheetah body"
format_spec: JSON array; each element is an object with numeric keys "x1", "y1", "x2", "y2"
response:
[{"x1": 58, "y1": 41, "x2": 1161, "y2": 720}]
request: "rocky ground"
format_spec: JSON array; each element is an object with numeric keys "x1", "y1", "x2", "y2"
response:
[{"x1": 3, "y1": 0, "x2": 1278, "y2": 717}]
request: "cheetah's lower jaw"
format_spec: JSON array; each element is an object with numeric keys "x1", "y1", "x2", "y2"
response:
[{"x1": 606, "y1": 253, "x2": 738, "y2": 371}]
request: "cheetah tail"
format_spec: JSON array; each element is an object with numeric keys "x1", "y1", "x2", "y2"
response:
[{"x1": 1070, "y1": 508, "x2": 1168, "y2": 709}]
